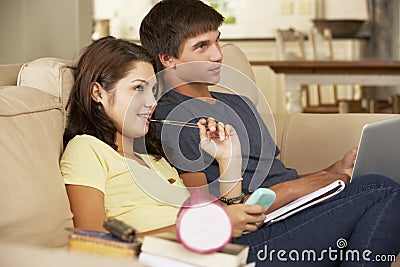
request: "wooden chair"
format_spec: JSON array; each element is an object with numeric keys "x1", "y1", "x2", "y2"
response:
[
  {"x1": 276, "y1": 28, "x2": 306, "y2": 61},
  {"x1": 275, "y1": 28, "x2": 364, "y2": 113},
  {"x1": 276, "y1": 29, "x2": 328, "y2": 112},
  {"x1": 363, "y1": 86, "x2": 400, "y2": 113},
  {"x1": 307, "y1": 27, "x2": 364, "y2": 113},
  {"x1": 309, "y1": 27, "x2": 398, "y2": 114}
]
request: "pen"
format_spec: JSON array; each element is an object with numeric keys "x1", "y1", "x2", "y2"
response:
[
  {"x1": 149, "y1": 119, "x2": 213, "y2": 129},
  {"x1": 149, "y1": 119, "x2": 200, "y2": 128}
]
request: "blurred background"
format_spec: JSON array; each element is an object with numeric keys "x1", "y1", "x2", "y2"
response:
[{"x1": 0, "y1": 0, "x2": 398, "y2": 113}]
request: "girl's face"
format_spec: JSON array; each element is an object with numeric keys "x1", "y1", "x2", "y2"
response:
[{"x1": 101, "y1": 61, "x2": 156, "y2": 138}]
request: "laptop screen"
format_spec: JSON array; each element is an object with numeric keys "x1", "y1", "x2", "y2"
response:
[{"x1": 351, "y1": 116, "x2": 400, "y2": 183}]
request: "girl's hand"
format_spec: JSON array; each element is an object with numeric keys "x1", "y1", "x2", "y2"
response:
[
  {"x1": 225, "y1": 204, "x2": 266, "y2": 237},
  {"x1": 197, "y1": 118, "x2": 241, "y2": 163}
]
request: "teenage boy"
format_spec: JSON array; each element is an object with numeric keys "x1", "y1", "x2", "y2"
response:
[{"x1": 140, "y1": 0, "x2": 400, "y2": 265}]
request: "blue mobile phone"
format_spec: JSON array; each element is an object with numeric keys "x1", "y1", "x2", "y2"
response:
[{"x1": 245, "y1": 188, "x2": 276, "y2": 210}]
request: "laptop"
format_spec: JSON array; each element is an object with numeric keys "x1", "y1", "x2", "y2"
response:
[{"x1": 351, "y1": 116, "x2": 400, "y2": 183}]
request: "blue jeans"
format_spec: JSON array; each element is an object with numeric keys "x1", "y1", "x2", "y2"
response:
[{"x1": 232, "y1": 174, "x2": 400, "y2": 266}]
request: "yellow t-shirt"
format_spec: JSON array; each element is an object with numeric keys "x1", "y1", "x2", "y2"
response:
[{"x1": 60, "y1": 135, "x2": 189, "y2": 233}]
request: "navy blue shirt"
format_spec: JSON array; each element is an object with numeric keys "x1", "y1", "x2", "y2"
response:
[{"x1": 153, "y1": 90, "x2": 299, "y2": 195}]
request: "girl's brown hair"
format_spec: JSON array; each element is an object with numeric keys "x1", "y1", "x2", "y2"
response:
[{"x1": 64, "y1": 36, "x2": 162, "y2": 158}]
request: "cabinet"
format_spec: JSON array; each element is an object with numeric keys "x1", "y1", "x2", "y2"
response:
[{"x1": 221, "y1": 39, "x2": 367, "y2": 113}]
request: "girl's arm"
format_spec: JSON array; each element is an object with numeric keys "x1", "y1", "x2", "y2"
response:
[
  {"x1": 66, "y1": 184, "x2": 107, "y2": 232},
  {"x1": 67, "y1": 184, "x2": 178, "y2": 238}
]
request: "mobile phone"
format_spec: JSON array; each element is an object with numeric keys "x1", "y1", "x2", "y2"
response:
[{"x1": 245, "y1": 188, "x2": 276, "y2": 210}]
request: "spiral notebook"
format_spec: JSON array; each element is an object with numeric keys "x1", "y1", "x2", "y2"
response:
[{"x1": 262, "y1": 179, "x2": 345, "y2": 226}]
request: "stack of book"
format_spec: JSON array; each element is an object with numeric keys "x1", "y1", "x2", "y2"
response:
[
  {"x1": 139, "y1": 232, "x2": 253, "y2": 267},
  {"x1": 67, "y1": 228, "x2": 140, "y2": 259}
]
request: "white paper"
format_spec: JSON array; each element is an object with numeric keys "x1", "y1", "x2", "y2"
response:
[{"x1": 264, "y1": 180, "x2": 345, "y2": 225}]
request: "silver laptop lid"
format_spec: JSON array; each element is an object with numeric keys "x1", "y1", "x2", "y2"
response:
[{"x1": 352, "y1": 116, "x2": 400, "y2": 183}]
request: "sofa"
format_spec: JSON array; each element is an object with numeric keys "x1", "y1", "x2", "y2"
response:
[{"x1": 0, "y1": 51, "x2": 398, "y2": 265}]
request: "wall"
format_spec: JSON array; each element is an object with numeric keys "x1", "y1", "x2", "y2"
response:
[
  {"x1": 1, "y1": 0, "x2": 399, "y2": 113},
  {"x1": 323, "y1": 0, "x2": 368, "y2": 19},
  {"x1": 93, "y1": 0, "x2": 155, "y2": 40},
  {"x1": 95, "y1": 0, "x2": 370, "y2": 40},
  {"x1": 0, "y1": 0, "x2": 93, "y2": 64},
  {"x1": 214, "y1": 0, "x2": 318, "y2": 38},
  {"x1": 96, "y1": 0, "x2": 322, "y2": 40}
]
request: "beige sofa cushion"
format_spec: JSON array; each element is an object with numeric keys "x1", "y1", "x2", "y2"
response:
[
  {"x1": 0, "y1": 86, "x2": 73, "y2": 247},
  {"x1": 276, "y1": 113, "x2": 399, "y2": 175},
  {"x1": 17, "y1": 57, "x2": 75, "y2": 124}
]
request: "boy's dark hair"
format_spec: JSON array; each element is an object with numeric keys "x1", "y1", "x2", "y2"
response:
[
  {"x1": 140, "y1": 0, "x2": 224, "y2": 72},
  {"x1": 64, "y1": 36, "x2": 162, "y2": 159}
]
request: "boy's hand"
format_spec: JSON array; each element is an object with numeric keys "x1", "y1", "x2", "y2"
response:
[{"x1": 326, "y1": 147, "x2": 358, "y2": 177}]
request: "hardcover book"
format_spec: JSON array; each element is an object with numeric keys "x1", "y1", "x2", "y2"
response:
[
  {"x1": 67, "y1": 228, "x2": 140, "y2": 258},
  {"x1": 139, "y1": 232, "x2": 249, "y2": 267}
]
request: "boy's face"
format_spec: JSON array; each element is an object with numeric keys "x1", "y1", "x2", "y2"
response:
[
  {"x1": 169, "y1": 30, "x2": 223, "y2": 85},
  {"x1": 176, "y1": 30, "x2": 222, "y2": 63}
]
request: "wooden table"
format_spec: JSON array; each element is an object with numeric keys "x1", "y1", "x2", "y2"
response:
[{"x1": 251, "y1": 60, "x2": 400, "y2": 113}]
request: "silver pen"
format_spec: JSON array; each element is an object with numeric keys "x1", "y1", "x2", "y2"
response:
[{"x1": 149, "y1": 119, "x2": 199, "y2": 128}]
